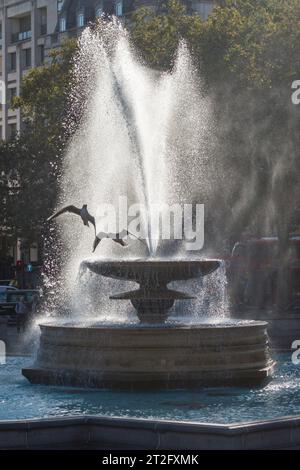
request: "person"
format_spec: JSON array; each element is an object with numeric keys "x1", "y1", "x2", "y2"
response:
[{"x1": 15, "y1": 297, "x2": 28, "y2": 333}]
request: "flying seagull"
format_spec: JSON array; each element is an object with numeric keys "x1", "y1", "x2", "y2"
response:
[
  {"x1": 47, "y1": 204, "x2": 96, "y2": 234},
  {"x1": 92, "y1": 229, "x2": 147, "y2": 252}
]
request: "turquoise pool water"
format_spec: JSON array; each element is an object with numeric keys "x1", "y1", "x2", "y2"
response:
[{"x1": 0, "y1": 355, "x2": 299, "y2": 423}]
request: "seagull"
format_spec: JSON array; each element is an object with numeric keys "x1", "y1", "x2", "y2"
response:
[
  {"x1": 47, "y1": 204, "x2": 96, "y2": 234},
  {"x1": 92, "y1": 229, "x2": 147, "y2": 252}
]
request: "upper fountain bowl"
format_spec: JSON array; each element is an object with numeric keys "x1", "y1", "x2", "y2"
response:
[
  {"x1": 82, "y1": 259, "x2": 220, "y2": 324},
  {"x1": 82, "y1": 259, "x2": 220, "y2": 283}
]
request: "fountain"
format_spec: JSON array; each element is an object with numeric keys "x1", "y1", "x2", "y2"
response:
[
  {"x1": 22, "y1": 23, "x2": 274, "y2": 390},
  {"x1": 83, "y1": 259, "x2": 220, "y2": 323}
]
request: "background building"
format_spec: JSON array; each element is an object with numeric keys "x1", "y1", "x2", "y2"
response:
[{"x1": 0, "y1": 0, "x2": 214, "y2": 140}]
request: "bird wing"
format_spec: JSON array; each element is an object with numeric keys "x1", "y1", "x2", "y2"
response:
[
  {"x1": 87, "y1": 212, "x2": 96, "y2": 233},
  {"x1": 92, "y1": 236, "x2": 102, "y2": 252},
  {"x1": 47, "y1": 205, "x2": 81, "y2": 222}
]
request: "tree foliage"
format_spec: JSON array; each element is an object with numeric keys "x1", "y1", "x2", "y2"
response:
[
  {"x1": 129, "y1": 0, "x2": 203, "y2": 69},
  {"x1": 0, "y1": 40, "x2": 78, "y2": 253},
  {"x1": 14, "y1": 39, "x2": 77, "y2": 143}
]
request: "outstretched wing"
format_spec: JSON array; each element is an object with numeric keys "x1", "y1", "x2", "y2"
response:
[
  {"x1": 92, "y1": 236, "x2": 102, "y2": 253},
  {"x1": 87, "y1": 212, "x2": 96, "y2": 234},
  {"x1": 47, "y1": 205, "x2": 81, "y2": 222}
]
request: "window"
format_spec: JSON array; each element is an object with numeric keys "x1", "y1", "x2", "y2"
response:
[
  {"x1": 8, "y1": 88, "x2": 17, "y2": 108},
  {"x1": 57, "y1": 1, "x2": 64, "y2": 12},
  {"x1": 59, "y1": 17, "x2": 66, "y2": 32},
  {"x1": 23, "y1": 48, "x2": 31, "y2": 68},
  {"x1": 40, "y1": 8, "x2": 47, "y2": 35},
  {"x1": 77, "y1": 13, "x2": 84, "y2": 28},
  {"x1": 95, "y1": 5, "x2": 103, "y2": 18},
  {"x1": 40, "y1": 23, "x2": 47, "y2": 35},
  {"x1": 115, "y1": 1, "x2": 123, "y2": 16},
  {"x1": 39, "y1": 45, "x2": 45, "y2": 65},
  {"x1": 20, "y1": 16, "x2": 31, "y2": 33},
  {"x1": 8, "y1": 53, "x2": 16, "y2": 72},
  {"x1": 8, "y1": 123, "x2": 17, "y2": 139},
  {"x1": 12, "y1": 15, "x2": 32, "y2": 42},
  {"x1": 12, "y1": 30, "x2": 31, "y2": 42},
  {"x1": 22, "y1": 31, "x2": 31, "y2": 40}
]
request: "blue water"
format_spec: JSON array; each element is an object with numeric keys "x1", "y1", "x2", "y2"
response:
[{"x1": 0, "y1": 355, "x2": 300, "y2": 423}]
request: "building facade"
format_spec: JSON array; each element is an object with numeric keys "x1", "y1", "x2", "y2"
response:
[{"x1": 0, "y1": 0, "x2": 214, "y2": 140}]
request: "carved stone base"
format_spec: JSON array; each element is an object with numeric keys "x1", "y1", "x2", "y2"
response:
[{"x1": 22, "y1": 321, "x2": 275, "y2": 389}]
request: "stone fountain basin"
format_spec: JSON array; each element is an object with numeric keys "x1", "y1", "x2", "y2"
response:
[{"x1": 22, "y1": 321, "x2": 275, "y2": 389}]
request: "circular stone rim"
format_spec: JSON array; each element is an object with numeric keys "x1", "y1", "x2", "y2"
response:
[
  {"x1": 39, "y1": 320, "x2": 269, "y2": 331},
  {"x1": 81, "y1": 258, "x2": 221, "y2": 279}
]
